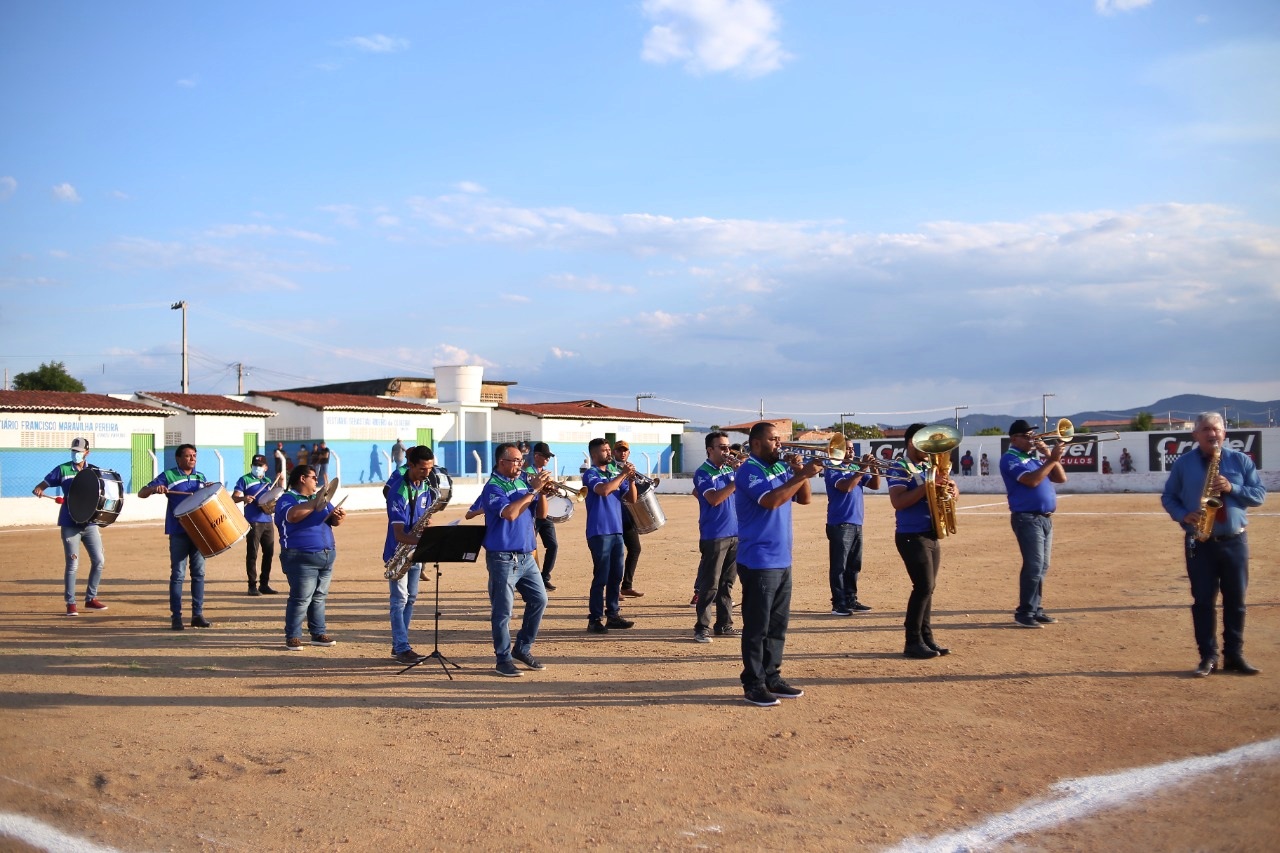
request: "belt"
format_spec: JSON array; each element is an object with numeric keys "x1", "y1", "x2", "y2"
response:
[
  {"x1": 1014, "y1": 511, "x2": 1054, "y2": 517},
  {"x1": 1208, "y1": 531, "x2": 1243, "y2": 542}
]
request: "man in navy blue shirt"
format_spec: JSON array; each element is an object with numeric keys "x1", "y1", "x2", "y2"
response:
[
  {"x1": 1000, "y1": 419, "x2": 1067, "y2": 629},
  {"x1": 582, "y1": 438, "x2": 638, "y2": 634},
  {"x1": 383, "y1": 446, "x2": 438, "y2": 665},
  {"x1": 735, "y1": 422, "x2": 822, "y2": 707},
  {"x1": 481, "y1": 443, "x2": 551, "y2": 676},
  {"x1": 139, "y1": 444, "x2": 209, "y2": 630},
  {"x1": 32, "y1": 437, "x2": 108, "y2": 616},
  {"x1": 823, "y1": 450, "x2": 881, "y2": 616},
  {"x1": 232, "y1": 454, "x2": 279, "y2": 597},
  {"x1": 1161, "y1": 412, "x2": 1266, "y2": 677},
  {"x1": 692, "y1": 431, "x2": 742, "y2": 643}
]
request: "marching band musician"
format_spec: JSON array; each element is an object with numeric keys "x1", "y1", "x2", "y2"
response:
[
  {"x1": 582, "y1": 438, "x2": 638, "y2": 634},
  {"x1": 523, "y1": 442, "x2": 560, "y2": 591},
  {"x1": 482, "y1": 443, "x2": 551, "y2": 677},
  {"x1": 734, "y1": 422, "x2": 822, "y2": 707},
  {"x1": 138, "y1": 444, "x2": 210, "y2": 631},
  {"x1": 1161, "y1": 412, "x2": 1266, "y2": 677},
  {"x1": 691, "y1": 431, "x2": 742, "y2": 644},
  {"x1": 823, "y1": 448, "x2": 880, "y2": 616},
  {"x1": 887, "y1": 425, "x2": 960, "y2": 660},
  {"x1": 32, "y1": 437, "x2": 108, "y2": 616},
  {"x1": 614, "y1": 441, "x2": 646, "y2": 598},
  {"x1": 276, "y1": 464, "x2": 345, "y2": 651},
  {"x1": 383, "y1": 445, "x2": 437, "y2": 666},
  {"x1": 1001, "y1": 419, "x2": 1067, "y2": 629},
  {"x1": 231, "y1": 454, "x2": 279, "y2": 597}
]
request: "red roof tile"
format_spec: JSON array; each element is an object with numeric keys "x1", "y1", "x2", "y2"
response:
[
  {"x1": 138, "y1": 392, "x2": 275, "y2": 416},
  {"x1": 249, "y1": 390, "x2": 443, "y2": 414},
  {"x1": 0, "y1": 390, "x2": 172, "y2": 416},
  {"x1": 498, "y1": 400, "x2": 686, "y2": 423},
  {"x1": 720, "y1": 418, "x2": 792, "y2": 435}
]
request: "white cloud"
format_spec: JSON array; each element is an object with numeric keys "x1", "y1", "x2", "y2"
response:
[
  {"x1": 343, "y1": 34, "x2": 409, "y2": 54},
  {"x1": 52, "y1": 183, "x2": 81, "y2": 203},
  {"x1": 176, "y1": 75, "x2": 198, "y2": 88},
  {"x1": 641, "y1": 0, "x2": 790, "y2": 77},
  {"x1": 110, "y1": 190, "x2": 130, "y2": 200},
  {"x1": 456, "y1": 181, "x2": 486, "y2": 194},
  {"x1": 501, "y1": 293, "x2": 532, "y2": 303},
  {"x1": 549, "y1": 347, "x2": 579, "y2": 359},
  {"x1": 48, "y1": 249, "x2": 69, "y2": 259},
  {"x1": 374, "y1": 214, "x2": 400, "y2": 228},
  {"x1": 204, "y1": 223, "x2": 332, "y2": 243},
  {"x1": 1095, "y1": 0, "x2": 1153, "y2": 14},
  {"x1": 320, "y1": 204, "x2": 361, "y2": 228},
  {"x1": 106, "y1": 236, "x2": 337, "y2": 291},
  {"x1": 432, "y1": 344, "x2": 496, "y2": 367},
  {"x1": 546, "y1": 273, "x2": 637, "y2": 295},
  {"x1": 0, "y1": 176, "x2": 15, "y2": 200}
]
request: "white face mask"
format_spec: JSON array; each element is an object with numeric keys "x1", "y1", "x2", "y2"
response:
[
  {"x1": 251, "y1": 465, "x2": 266, "y2": 477},
  {"x1": 72, "y1": 451, "x2": 87, "y2": 464}
]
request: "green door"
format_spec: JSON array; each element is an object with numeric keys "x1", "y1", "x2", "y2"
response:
[
  {"x1": 671, "y1": 434, "x2": 682, "y2": 473},
  {"x1": 243, "y1": 432, "x2": 258, "y2": 466},
  {"x1": 416, "y1": 428, "x2": 434, "y2": 449},
  {"x1": 130, "y1": 433, "x2": 155, "y2": 492}
]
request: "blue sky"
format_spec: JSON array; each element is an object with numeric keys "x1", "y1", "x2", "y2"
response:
[{"x1": 2, "y1": 0, "x2": 1277, "y2": 427}]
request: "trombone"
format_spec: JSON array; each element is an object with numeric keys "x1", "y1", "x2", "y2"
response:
[{"x1": 1033, "y1": 418, "x2": 1121, "y2": 444}]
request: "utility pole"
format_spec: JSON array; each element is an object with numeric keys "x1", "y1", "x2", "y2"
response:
[
  {"x1": 635, "y1": 392, "x2": 655, "y2": 412},
  {"x1": 759, "y1": 399, "x2": 764, "y2": 420},
  {"x1": 954, "y1": 405, "x2": 969, "y2": 434},
  {"x1": 171, "y1": 301, "x2": 188, "y2": 393},
  {"x1": 237, "y1": 363, "x2": 245, "y2": 395},
  {"x1": 840, "y1": 412, "x2": 856, "y2": 438},
  {"x1": 1042, "y1": 393, "x2": 1055, "y2": 433}
]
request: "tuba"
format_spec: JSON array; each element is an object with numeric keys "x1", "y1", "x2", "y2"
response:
[
  {"x1": 1191, "y1": 443, "x2": 1223, "y2": 543},
  {"x1": 912, "y1": 424, "x2": 961, "y2": 539}
]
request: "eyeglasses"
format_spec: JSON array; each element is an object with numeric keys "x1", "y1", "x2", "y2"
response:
[
  {"x1": 713, "y1": 445, "x2": 731, "y2": 450},
  {"x1": 500, "y1": 457, "x2": 522, "y2": 464}
]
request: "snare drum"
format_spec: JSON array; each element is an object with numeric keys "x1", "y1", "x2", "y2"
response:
[
  {"x1": 67, "y1": 467, "x2": 126, "y2": 527},
  {"x1": 624, "y1": 480, "x2": 666, "y2": 534},
  {"x1": 545, "y1": 494, "x2": 575, "y2": 524},
  {"x1": 175, "y1": 483, "x2": 251, "y2": 558}
]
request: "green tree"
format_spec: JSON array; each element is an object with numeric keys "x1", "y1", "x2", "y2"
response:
[
  {"x1": 976, "y1": 426, "x2": 1005, "y2": 436},
  {"x1": 791, "y1": 420, "x2": 807, "y2": 433},
  {"x1": 827, "y1": 421, "x2": 885, "y2": 440},
  {"x1": 13, "y1": 361, "x2": 86, "y2": 392},
  {"x1": 1130, "y1": 411, "x2": 1154, "y2": 432}
]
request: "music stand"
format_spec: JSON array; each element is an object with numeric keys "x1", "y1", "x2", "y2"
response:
[{"x1": 397, "y1": 525, "x2": 486, "y2": 678}]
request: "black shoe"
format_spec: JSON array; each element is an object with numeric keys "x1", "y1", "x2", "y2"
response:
[
  {"x1": 542, "y1": 577, "x2": 556, "y2": 591},
  {"x1": 713, "y1": 625, "x2": 738, "y2": 637},
  {"x1": 743, "y1": 686, "x2": 780, "y2": 707},
  {"x1": 767, "y1": 680, "x2": 804, "y2": 699},
  {"x1": 587, "y1": 620, "x2": 608, "y2": 634},
  {"x1": 1014, "y1": 613, "x2": 1043, "y2": 629},
  {"x1": 904, "y1": 643, "x2": 940, "y2": 659},
  {"x1": 1033, "y1": 612, "x2": 1057, "y2": 624},
  {"x1": 247, "y1": 586, "x2": 261, "y2": 597},
  {"x1": 171, "y1": 617, "x2": 185, "y2": 631},
  {"x1": 191, "y1": 615, "x2": 213, "y2": 628},
  {"x1": 693, "y1": 628, "x2": 712, "y2": 644},
  {"x1": 850, "y1": 601, "x2": 873, "y2": 612},
  {"x1": 925, "y1": 640, "x2": 951, "y2": 656},
  {"x1": 1222, "y1": 656, "x2": 1260, "y2": 675},
  {"x1": 1193, "y1": 656, "x2": 1218, "y2": 677},
  {"x1": 259, "y1": 585, "x2": 279, "y2": 595},
  {"x1": 605, "y1": 615, "x2": 635, "y2": 630},
  {"x1": 512, "y1": 649, "x2": 546, "y2": 671},
  {"x1": 393, "y1": 649, "x2": 427, "y2": 665}
]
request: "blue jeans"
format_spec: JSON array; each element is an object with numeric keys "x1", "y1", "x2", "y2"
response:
[
  {"x1": 61, "y1": 524, "x2": 105, "y2": 605},
  {"x1": 1011, "y1": 512, "x2": 1053, "y2": 617},
  {"x1": 825, "y1": 523, "x2": 863, "y2": 610},
  {"x1": 282, "y1": 548, "x2": 334, "y2": 639},
  {"x1": 168, "y1": 532, "x2": 207, "y2": 618},
  {"x1": 389, "y1": 564, "x2": 422, "y2": 654},
  {"x1": 1185, "y1": 533, "x2": 1249, "y2": 659},
  {"x1": 486, "y1": 551, "x2": 547, "y2": 662},
  {"x1": 738, "y1": 567, "x2": 792, "y2": 690},
  {"x1": 587, "y1": 533, "x2": 624, "y2": 621}
]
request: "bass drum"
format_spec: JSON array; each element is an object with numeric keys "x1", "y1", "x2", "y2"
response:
[
  {"x1": 545, "y1": 494, "x2": 574, "y2": 524},
  {"x1": 174, "y1": 483, "x2": 251, "y2": 558},
  {"x1": 624, "y1": 480, "x2": 666, "y2": 534},
  {"x1": 67, "y1": 467, "x2": 126, "y2": 526}
]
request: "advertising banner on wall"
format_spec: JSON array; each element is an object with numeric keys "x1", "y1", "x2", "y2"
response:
[
  {"x1": 999, "y1": 436, "x2": 1101, "y2": 473},
  {"x1": 1149, "y1": 430, "x2": 1262, "y2": 472},
  {"x1": 869, "y1": 438, "x2": 959, "y2": 474}
]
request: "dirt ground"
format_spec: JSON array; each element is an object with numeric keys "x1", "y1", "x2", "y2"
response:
[{"x1": 1, "y1": 493, "x2": 1277, "y2": 852}]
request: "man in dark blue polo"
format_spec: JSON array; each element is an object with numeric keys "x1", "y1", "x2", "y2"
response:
[
  {"x1": 1000, "y1": 419, "x2": 1067, "y2": 629},
  {"x1": 582, "y1": 438, "x2": 638, "y2": 634}
]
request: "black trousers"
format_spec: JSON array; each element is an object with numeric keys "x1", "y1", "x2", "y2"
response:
[
  {"x1": 534, "y1": 517, "x2": 558, "y2": 579},
  {"x1": 245, "y1": 521, "x2": 276, "y2": 587},
  {"x1": 738, "y1": 566, "x2": 791, "y2": 690},
  {"x1": 895, "y1": 531, "x2": 940, "y2": 646},
  {"x1": 621, "y1": 516, "x2": 642, "y2": 589}
]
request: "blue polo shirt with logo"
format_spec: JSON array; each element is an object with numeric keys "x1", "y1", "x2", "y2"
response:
[
  {"x1": 734, "y1": 455, "x2": 795, "y2": 569},
  {"x1": 693, "y1": 461, "x2": 737, "y2": 540}
]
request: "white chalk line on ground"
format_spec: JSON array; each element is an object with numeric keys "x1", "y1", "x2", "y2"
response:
[
  {"x1": 885, "y1": 737, "x2": 1280, "y2": 853},
  {"x1": 0, "y1": 812, "x2": 123, "y2": 853}
]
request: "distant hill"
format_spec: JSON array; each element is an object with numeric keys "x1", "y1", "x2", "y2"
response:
[{"x1": 878, "y1": 395, "x2": 1280, "y2": 434}]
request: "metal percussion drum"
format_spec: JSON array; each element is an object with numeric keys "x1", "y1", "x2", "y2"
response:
[
  {"x1": 545, "y1": 494, "x2": 574, "y2": 524},
  {"x1": 254, "y1": 483, "x2": 285, "y2": 514},
  {"x1": 625, "y1": 480, "x2": 666, "y2": 534},
  {"x1": 174, "y1": 483, "x2": 251, "y2": 558},
  {"x1": 430, "y1": 468, "x2": 453, "y2": 511},
  {"x1": 67, "y1": 467, "x2": 125, "y2": 526}
]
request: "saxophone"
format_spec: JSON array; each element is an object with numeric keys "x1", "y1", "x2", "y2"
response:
[
  {"x1": 383, "y1": 479, "x2": 452, "y2": 580},
  {"x1": 1191, "y1": 443, "x2": 1223, "y2": 543}
]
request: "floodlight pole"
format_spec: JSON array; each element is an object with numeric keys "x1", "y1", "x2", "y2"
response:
[
  {"x1": 954, "y1": 405, "x2": 969, "y2": 434},
  {"x1": 171, "y1": 301, "x2": 188, "y2": 393},
  {"x1": 1042, "y1": 393, "x2": 1055, "y2": 433},
  {"x1": 635, "y1": 393, "x2": 655, "y2": 412}
]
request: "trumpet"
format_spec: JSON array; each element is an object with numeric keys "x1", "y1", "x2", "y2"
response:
[
  {"x1": 541, "y1": 476, "x2": 587, "y2": 502},
  {"x1": 1033, "y1": 418, "x2": 1121, "y2": 444}
]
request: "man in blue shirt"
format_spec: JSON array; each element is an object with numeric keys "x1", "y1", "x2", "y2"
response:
[
  {"x1": 692, "y1": 431, "x2": 742, "y2": 643},
  {"x1": 823, "y1": 450, "x2": 881, "y2": 616},
  {"x1": 524, "y1": 442, "x2": 560, "y2": 591},
  {"x1": 482, "y1": 443, "x2": 551, "y2": 676},
  {"x1": 1000, "y1": 419, "x2": 1067, "y2": 629},
  {"x1": 139, "y1": 444, "x2": 210, "y2": 630},
  {"x1": 582, "y1": 438, "x2": 638, "y2": 634},
  {"x1": 232, "y1": 454, "x2": 279, "y2": 597},
  {"x1": 735, "y1": 422, "x2": 822, "y2": 707},
  {"x1": 32, "y1": 437, "x2": 108, "y2": 616},
  {"x1": 1161, "y1": 412, "x2": 1266, "y2": 677},
  {"x1": 888, "y1": 424, "x2": 961, "y2": 660},
  {"x1": 383, "y1": 446, "x2": 439, "y2": 665}
]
